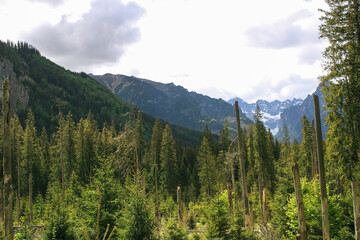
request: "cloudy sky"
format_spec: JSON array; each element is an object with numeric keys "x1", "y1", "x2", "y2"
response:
[{"x1": 0, "y1": 0, "x2": 328, "y2": 102}]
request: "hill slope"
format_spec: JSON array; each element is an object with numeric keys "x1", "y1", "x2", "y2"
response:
[
  {"x1": 0, "y1": 41, "x2": 202, "y2": 145},
  {"x1": 92, "y1": 74, "x2": 251, "y2": 135}
]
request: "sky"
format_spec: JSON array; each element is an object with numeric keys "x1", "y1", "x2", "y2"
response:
[{"x1": 0, "y1": 0, "x2": 328, "y2": 103}]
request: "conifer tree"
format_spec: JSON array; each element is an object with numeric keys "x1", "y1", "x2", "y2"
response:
[
  {"x1": 319, "y1": 1, "x2": 360, "y2": 236},
  {"x1": 197, "y1": 137, "x2": 217, "y2": 197},
  {"x1": 160, "y1": 124, "x2": 178, "y2": 198},
  {"x1": 300, "y1": 115, "x2": 313, "y2": 180},
  {"x1": 148, "y1": 119, "x2": 163, "y2": 222},
  {"x1": 3, "y1": 79, "x2": 13, "y2": 239},
  {"x1": 22, "y1": 110, "x2": 38, "y2": 223},
  {"x1": 219, "y1": 119, "x2": 231, "y2": 152}
]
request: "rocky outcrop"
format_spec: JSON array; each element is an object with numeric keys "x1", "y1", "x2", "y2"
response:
[{"x1": 0, "y1": 58, "x2": 29, "y2": 112}]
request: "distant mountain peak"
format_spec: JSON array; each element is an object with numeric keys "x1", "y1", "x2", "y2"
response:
[{"x1": 228, "y1": 97, "x2": 304, "y2": 135}]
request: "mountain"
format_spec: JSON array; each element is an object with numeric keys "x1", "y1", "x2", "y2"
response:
[
  {"x1": 276, "y1": 86, "x2": 326, "y2": 141},
  {"x1": 228, "y1": 97, "x2": 303, "y2": 135},
  {"x1": 92, "y1": 74, "x2": 252, "y2": 135},
  {"x1": 0, "y1": 40, "x2": 202, "y2": 145}
]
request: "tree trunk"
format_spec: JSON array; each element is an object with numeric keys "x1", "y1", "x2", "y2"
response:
[
  {"x1": 313, "y1": 94, "x2": 330, "y2": 240},
  {"x1": 3, "y1": 79, "x2": 13, "y2": 239},
  {"x1": 155, "y1": 161, "x2": 160, "y2": 223},
  {"x1": 263, "y1": 187, "x2": 269, "y2": 226},
  {"x1": 0, "y1": 184, "x2": 3, "y2": 227},
  {"x1": 311, "y1": 120, "x2": 318, "y2": 178},
  {"x1": 292, "y1": 164, "x2": 307, "y2": 240},
  {"x1": 231, "y1": 162, "x2": 238, "y2": 210},
  {"x1": 17, "y1": 137, "x2": 21, "y2": 225},
  {"x1": 352, "y1": 180, "x2": 360, "y2": 240},
  {"x1": 177, "y1": 186, "x2": 183, "y2": 225},
  {"x1": 227, "y1": 181, "x2": 233, "y2": 216},
  {"x1": 29, "y1": 172, "x2": 33, "y2": 223},
  {"x1": 235, "y1": 101, "x2": 250, "y2": 228}
]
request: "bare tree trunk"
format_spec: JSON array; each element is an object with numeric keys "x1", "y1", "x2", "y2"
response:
[
  {"x1": 231, "y1": 162, "x2": 238, "y2": 210},
  {"x1": 0, "y1": 184, "x2": 4, "y2": 227},
  {"x1": 263, "y1": 187, "x2": 269, "y2": 226},
  {"x1": 227, "y1": 181, "x2": 233, "y2": 216},
  {"x1": 3, "y1": 79, "x2": 13, "y2": 239},
  {"x1": 292, "y1": 164, "x2": 307, "y2": 240},
  {"x1": 177, "y1": 186, "x2": 183, "y2": 225},
  {"x1": 352, "y1": 180, "x2": 360, "y2": 240},
  {"x1": 60, "y1": 129, "x2": 65, "y2": 202},
  {"x1": 17, "y1": 135, "x2": 21, "y2": 225},
  {"x1": 235, "y1": 101, "x2": 250, "y2": 228},
  {"x1": 313, "y1": 94, "x2": 330, "y2": 240},
  {"x1": 311, "y1": 120, "x2": 318, "y2": 178},
  {"x1": 29, "y1": 172, "x2": 33, "y2": 223},
  {"x1": 155, "y1": 162, "x2": 160, "y2": 223}
]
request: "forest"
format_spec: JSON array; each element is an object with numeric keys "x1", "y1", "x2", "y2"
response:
[{"x1": 1, "y1": 0, "x2": 360, "y2": 239}]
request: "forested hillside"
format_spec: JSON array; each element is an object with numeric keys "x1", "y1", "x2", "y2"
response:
[{"x1": 0, "y1": 40, "x2": 202, "y2": 145}]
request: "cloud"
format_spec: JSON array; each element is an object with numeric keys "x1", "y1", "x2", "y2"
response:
[
  {"x1": 298, "y1": 45, "x2": 323, "y2": 65},
  {"x1": 246, "y1": 9, "x2": 317, "y2": 49},
  {"x1": 240, "y1": 74, "x2": 318, "y2": 102},
  {"x1": 27, "y1": 0, "x2": 65, "y2": 7},
  {"x1": 24, "y1": 0, "x2": 145, "y2": 71}
]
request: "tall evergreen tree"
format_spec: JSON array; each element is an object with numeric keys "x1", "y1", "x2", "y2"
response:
[
  {"x1": 300, "y1": 115, "x2": 313, "y2": 180},
  {"x1": 197, "y1": 137, "x2": 217, "y2": 197},
  {"x1": 22, "y1": 110, "x2": 38, "y2": 223},
  {"x1": 160, "y1": 124, "x2": 178, "y2": 198},
  {"x1": 320, "y1": 1, "x2": 360, "y2": 237}
]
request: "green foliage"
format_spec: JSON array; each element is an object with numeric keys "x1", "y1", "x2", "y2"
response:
[
  {"x1": 123, "y1": 176, "x2": 155, "y2": 240},
  {"x1": 161, "y1": 218, "x2": 187, "y2": 240},
  {"x1": 43, "y1": 209, "x2": 76, "y2": 240},
  {"x1": 285, "y1": 178, "x2": 354, "y2": 239},
  {"x1": 205, "y1": 190, "x2": 229, "y2": 240}
]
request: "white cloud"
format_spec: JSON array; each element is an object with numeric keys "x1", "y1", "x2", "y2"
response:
[{"x1": 23, "y1": 0, "x2": 145, "y2": 71}]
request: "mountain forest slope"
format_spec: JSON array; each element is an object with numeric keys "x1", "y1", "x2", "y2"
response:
[{"x1": 0, "y1": 40, "x2": 202, "y2": 145}]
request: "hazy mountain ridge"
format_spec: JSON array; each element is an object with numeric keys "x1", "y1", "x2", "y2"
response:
[
  {"x1": 228, "y1": 97, "x2": 303, "y2": 135},
  {"x1": 93, "y1": 74, "x2": 252, "y2": 135}
]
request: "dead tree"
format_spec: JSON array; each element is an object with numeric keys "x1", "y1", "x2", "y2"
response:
[
  {"x1": 313, "y1": 94, "x2": 330, "y2": 240},
  {"x1": 3, "y1": 79, "x2": 13, "y2": 239},
  {"x1": 235, "y1": 101, "x2": 250, "y2": 228}
]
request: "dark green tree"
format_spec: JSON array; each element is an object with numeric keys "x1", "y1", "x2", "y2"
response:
[{"x1": 160, "y1": 123, "x2": 178, "y2": 198}]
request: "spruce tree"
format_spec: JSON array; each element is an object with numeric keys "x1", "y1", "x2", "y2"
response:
[
  {"x1": 197, "y1": 137, "x2": 217, "y2": 197},
  {"x1": 319, "y1": 1, "x2": 360, "y2": 237},
  {"x1": 160, "y1": 124, "x2": 178, "y2": 198}
]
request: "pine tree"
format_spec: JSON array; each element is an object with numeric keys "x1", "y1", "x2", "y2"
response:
[
  {"x1": 22, "y1": 111, "x2": 38, "y2": 223},
  {"x1": 300, "y1": 115, "x2": 313, "y2": 180},
  {"x1": 219, "y1": 119, "x2": 231, "y2": 152},
  {"x1": 160, "y1": 124, "x2": 178, "y2": 198},
  {"x1": 319, "y1": 1, "x2": 360, "y2": 237},
  {"x1": 197, "y1": 137, "x2": 217, "y2": 197}
]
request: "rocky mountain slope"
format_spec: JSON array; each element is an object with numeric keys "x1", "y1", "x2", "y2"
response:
[
  {"x1": 228, "y1": 97, "x2": 303, "y2": 135},
  {"x1": 93, "y1": 74, "x2": 252, "y2": 135}
]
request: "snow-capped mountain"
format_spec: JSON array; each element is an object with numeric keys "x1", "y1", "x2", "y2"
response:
[{"x1": 228, "y1": 98, "x2": 303, "y2": 135}]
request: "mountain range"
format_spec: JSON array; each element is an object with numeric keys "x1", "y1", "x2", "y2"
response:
[
  {"x1": 92, "y1": 73, "x2": 251, "y2": 135},
  {"x1": 0, "y1": 40, "x2": 326, "y2": 143},
  {"x1": 227, "y1": 97, "x2": 304, "y2": 135},
  {"x1": 93, "y1": 73, "x2": 326, "y2": 141}
]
